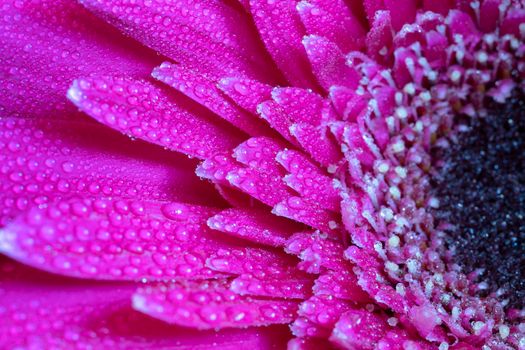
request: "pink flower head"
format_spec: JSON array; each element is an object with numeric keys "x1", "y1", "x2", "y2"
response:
[{"x1": 1, "y1": 0, "x2": 524, "y2": 349}]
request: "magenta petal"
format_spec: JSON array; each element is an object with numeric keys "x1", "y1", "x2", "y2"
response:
[
  {"x1": 446, "y1": 10, "x2": 481, "y2": 40},
  {"x1": 363, "y1": 0, "x2": 386, "y2": 24},
  {"x1": 383, "y1": 0, "x2": 417, "y2": 31},
  {"x1": 366, "y1": 10, "x2": 394, "y2": 65},
  {"x1": 236, "y1": 0, "x2": 250, "y2": 11},
  {"x1": 79, "y1": 0, "x2": 277, "y2": 82},
  {"x1": 0, "y1": 257, "x2": 288, "y2": 349},
  {"x1": 0, "y1": 117, "x2": 220, "y2": 225},
  {"x1": 68, "y1": 76, "x2": 243, "y2": 159},
  {"x1": 218, "y1": 77, "x2": 273, "y2": 115},
  {"x1": 228, "y1": 167, "x2": 293, "y2": 207},
  {"x1": 249, "y1": 0, "x2": 318, "y2": 88},
  {"x1": 231, "y1": 271, "x2": 314, "y2": 299},
  {"x1": 422, "y1": 0, "x2": 455, "y2": 16},
  {"x1": 3, "y1": 0, "x2": 522, "y2": 347},
  {"x1": 273, "y1": 197, "x2": 341, "y2": 235},
  {"x1": 292, "y1": 295, "x2": 353, "y2": 338},
  {"x1": 288, "y1": 337, "x2": 335, "y2": 350},
  {"x1": 133, "y1": 280, "x2": 299, "y2": 329},
  {"x1": 257, "y1": 101, "x2": 300, "y2": 144},
  {"x1": 479, "y1": 0, "x2": 501, "y2": 33},
  {"x1": 0, "y1": 0, "x2": 159, "y2": 119},
  {"x1": 352, "y1": 267, "x2": 408, "y2": 314},
  {"x1": 378, "y1": 331, "x2": 435, "y2": 350},
  {"x1": 233, "y1": 137, "x2": 285, "y2": 175},
  {"x1": 272, "y1": 87, "x2": 325, "y2": 125},
  {"x1": 313, "y1": 271, "x2": 370, "y2": 302},
  {"x1": 0, "y1": 199, "x2": 231, "y2": 280},
  {"x1": 285, "y1": 232, "x2": 348, "y2": 273},
  {"x1": 196, "y1": 152, "x2": 237, "y2": 182},
  {"x1": 330, "y1": 309, "x2": 388, "y2": 350},
  {"x1": 297, "y1": 0, "x2": 366, "y2": 52},
  {"x1": 228, "y1": 137, "x2": 294, "y2": 206},
  {"x1": 206, "y1": 246, "x2": 300, "y2": 276},
  {"x1": 208, "y1": 208, "x2": 299, "y2": 247},
  {"x1": 302, "y1": 35, "x2": 360, "y2": 91},
  {"x1": 290, "y1": 123, "x2": 342, "y2": 167},
  {"x1": 501, "y1": 9, "x2": 525, "y2": 37},
  {"x1": 152, "y1": 62, "x2": 272, "y2": 136},
  {"x1": 329, "y1": 86, "x2": 368, "y2": 120},
  {"x1": 276, "y1": 149, "x2": 341, "y2": 212}
]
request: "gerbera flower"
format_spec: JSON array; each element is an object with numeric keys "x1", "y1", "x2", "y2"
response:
[{"x1": 1, "y1": 0, "x2": 524, "y2": 349}]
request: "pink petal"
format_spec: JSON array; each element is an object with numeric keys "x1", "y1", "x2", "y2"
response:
[
  {"x1": 227, "y1": 137, "x2": 294, "y2": 206},
  {"x1": 378, "y1": 331, "x2": 435, "y2": 350},
  {"x1": 363, "y1": 0, "x2": 386, "y2": 25},
  {"x1": 205, "y1": 245, "x2": 314, "y2": 300},
  {"x1": 296, "y1": 0, "x2": 366, "y2": 52},
  {"x1": 0, "y1": 0, "x2": 159, "y2": 119},
  {"x1": 0, "y1": 257, "x2": 288, "y2": 349},
  {"x1": 227, "y1": 167, "x2": 293, "y2": 207},
  {"x1": 133, "y1": 280, "x2": 299, "y2": 329},
  {"x1": 273, "y1": 197, "x2": 341, "y2": 235},
  {"x1": 341, "y1": 123, "x2": 377, "y2": 169},
  {"x1": 272, "y1": 87, "x2": 325, "y2": 125},
  {"x1": 392, "y1": 47, "x2": 422, "y2": 88},
  {"x1": 0, "y1": 199, "x2": 231, "y2": 280},
  {"x1": 236, "y1": 0, "x2": 251, "y2": 11},
  {"x1": 213, "y1": 182, "x2": 260, "y2": 208},
  {"x1": 196, "y1": 152, "x2": 240, "y2": 184},
  {"x1": 290, "y1": 123, "x2": 342, "y2": 167},
  {"x1": 313, "y1": 271, "x2": 371, "y2": 302},
  {"x1": 80, "y1": 0, "x2": 277, "y2": 82},
  {"x1": 330, "y1": 309, "x2": 388, "y2": 350},
  {"x1": 206, "y1": 247, "x2": 299, "y2": 276},
  {"x1": 417, "y1": 28, "x2": 449, "y2": 70},
  {"x1": 291, "y1": 317, "x2": 328, "y2": 339},
  {"x1": 446, "y1": 10, "x2": 481, "y2": 40},
  {"x1": 152, "y1": 62, "x2": 271, "y2": 136},
  {"x1": 302, "y1": 35, "x2": 361, "y2": 92},
  {"x1": 285, "y1": 232, "x2": 347, "y2": 273},
  {"x1": 231, "y1": 271, "x2": 314, "y2": 299},
  {"x1": 479, "y1": 0, "x2": 501, "y2": 33},
  {"x1": 292, "y1": 296, "x2": 353, "y2": 338},
  {"x1": 68, "y1": 76, "x2": 243, "y2": 159},
  {"x1": 329, "y1": 86, "x2": 368, "y2": 120},
  {"x1": 257, "y1": 101, "x2": 299, "y2": 144},
  {"x1": 0, "y1": 117, "x2": 221, "y2": 225},
  {"x1": 276, "y1": 149, "x2": 341, "y2": 212},
  {"x1": 288, "y1": 337, "x2": 335, "y2": 350},
  {"x1": 218, "y1": 77, "x2": 273, "y2": 115},
  {"x1": 408, "y1": 304, "x2": 443, "y2": 339},
  {"x1": 352, "y1": 268, "x2": 408, "y2": 314},
  {"x1": 366, "y1": 10, "x2": 394, "y2": 65},
  {"x1": 249, "y1": 0, "x2": 317, "y2": 88},
  {"x1": 344, "y1": 246, "x2": 383, "y2": 271},
  {"x1": 208, "y1": 208, "x2": 300, "y2": 247},
  {"x1": 384, "y1": 0, "x2": 418, "y2": 31},
  {"x1": 340, "y1": 191, "x2": 374, "y2": 234},
  {"x1": 500, "y1": 9, "x2": 525, "y2": 37},
  {"x1": 233, "y1": 137, "x2": 285, "y2": 176},
  {"x1": 422, "y1": 0, "x2": 455, "y2": 15}
]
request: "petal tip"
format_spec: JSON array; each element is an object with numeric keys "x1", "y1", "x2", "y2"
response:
[
  {"x1": 66, "y1": 81, "x2": 83, "y2": 105},
  {"x1": 0, "y1": 228, "x2": 16, "y2": 254},
  {"x1": 131, "y1": 293, "x2": 147, "y2": 313}
]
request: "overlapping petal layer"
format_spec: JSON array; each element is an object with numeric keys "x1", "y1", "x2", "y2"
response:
[
  {"x1": 0, "y1": 257, "x2": 290, "y2": 349},
  {"x1": 1, "y1": 0, "x2": 525, "y2": 349}
]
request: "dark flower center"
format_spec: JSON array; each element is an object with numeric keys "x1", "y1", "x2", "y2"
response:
[{"x1": 433, "y1": 93, "x2": 525, "y2": 309}]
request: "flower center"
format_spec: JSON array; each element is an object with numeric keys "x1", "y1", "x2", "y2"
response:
[{"x1": 432, "y1": 93, "x2": 525, "y2": 309}]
